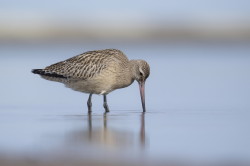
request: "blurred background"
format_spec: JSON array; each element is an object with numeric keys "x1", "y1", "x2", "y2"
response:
[
  {"x1": 1, "y1": 0, "x2": 250, "y2": 109},
  {"x1": 1, "y1": 0, "x2": 250, "y2": 42},
  {"x1": 0, "y1": 0, "x2": 250, "y2": 166}
]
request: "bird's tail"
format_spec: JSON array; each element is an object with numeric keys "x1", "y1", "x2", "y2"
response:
[
  {"x1": 32, "y1": 69, "x2": 44, "y2": 75},
  {"x1": 31, "y1": 69, "x2": 67, "y2": 78}
]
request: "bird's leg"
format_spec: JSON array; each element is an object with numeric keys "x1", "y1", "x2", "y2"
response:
[
  {"x1": 103, "y1": 94, "x2": 110, "y2": 112},
  {"x1": 87, "y1": 93, "x2": 93, "y2": 113}
]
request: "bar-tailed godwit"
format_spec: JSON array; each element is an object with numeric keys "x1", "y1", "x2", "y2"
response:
[{"x1": 32, "y1": 49, "x2": 150, "y2": 112}]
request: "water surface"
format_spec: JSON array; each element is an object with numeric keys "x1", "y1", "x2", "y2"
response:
[{"x1": 0, "y1": 42, "x2": 250, "y2": 165}]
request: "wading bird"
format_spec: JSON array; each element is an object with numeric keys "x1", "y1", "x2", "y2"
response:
[{"x1": 32, "y1": 49, "x2": 150, "y2": 112}]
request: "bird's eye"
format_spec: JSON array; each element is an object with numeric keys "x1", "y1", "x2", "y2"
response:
[{"x1": 139, "y1": 72, "x2": 143, "y2": 76}]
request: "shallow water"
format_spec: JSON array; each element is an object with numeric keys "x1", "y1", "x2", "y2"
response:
[
  {"x1": 0, "y1": 108, "x2": 249, "y2": 165},
  {"x1": 0, "y1": 42, "x2": 250, "y2": 165}
]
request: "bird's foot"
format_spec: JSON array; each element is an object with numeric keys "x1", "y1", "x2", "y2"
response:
[
  {"x1": 103, "y1": 103, "x2": 110, "y2": 112},
  {"x1": 88, "y1": 107, "x2": 92, "y2": 113}
]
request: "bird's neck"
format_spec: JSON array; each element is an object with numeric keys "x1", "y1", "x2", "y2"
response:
[{"x1": 129, "y1": 60, "x2": 139, "y2": 80}]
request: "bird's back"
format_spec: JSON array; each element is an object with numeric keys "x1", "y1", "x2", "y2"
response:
[
  {"x1": 32, "y1": 49, "x2": 131, "y2": 94},
  {"x1": 42, "y1": 49, "x2": 128, "y2": 79}
]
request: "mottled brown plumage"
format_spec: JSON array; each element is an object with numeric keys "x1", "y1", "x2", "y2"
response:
[{"x1": 32, "y1": 49, "x2": 150, "y2": 112}]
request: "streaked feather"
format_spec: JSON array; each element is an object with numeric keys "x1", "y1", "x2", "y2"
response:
[{"x1": 43, "y1": 49, "x2": 128, "y2": 80}]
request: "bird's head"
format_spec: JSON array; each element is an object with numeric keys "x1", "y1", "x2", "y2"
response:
[
  {"x1": 131, "y1": 60, "x2": 150, "y2": 112},
  {"x1": 133, "y1": 60, "x2": 150, "y2": 83}
]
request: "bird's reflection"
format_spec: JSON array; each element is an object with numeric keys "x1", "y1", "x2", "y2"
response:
[{"x1": 68, "y1": 112, "x2": 147, "y2": 150}]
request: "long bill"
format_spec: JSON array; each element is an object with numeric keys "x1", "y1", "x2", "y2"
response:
[{"x1": 139, "y1": 81, "x2": 146, "y2": 112}]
